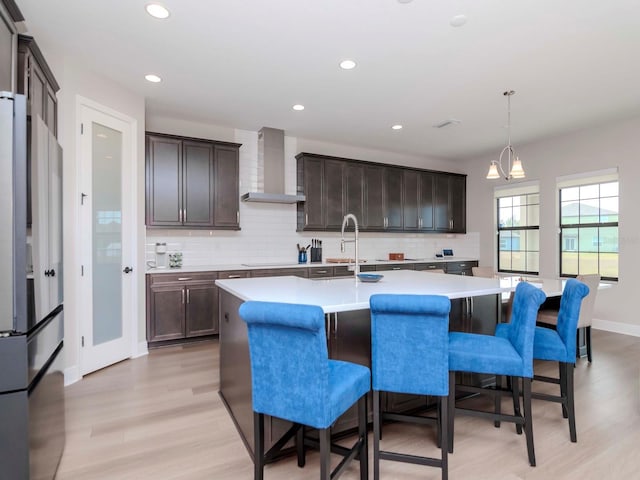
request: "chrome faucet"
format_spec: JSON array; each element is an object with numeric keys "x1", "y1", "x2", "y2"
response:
[{"x1": 340, "y1": 213, "x2": 360, "y2": 279}]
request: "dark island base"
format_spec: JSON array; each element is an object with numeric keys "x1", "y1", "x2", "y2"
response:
[{"x1": 218, "y1": 289, "x2": 501, "y2": 458}]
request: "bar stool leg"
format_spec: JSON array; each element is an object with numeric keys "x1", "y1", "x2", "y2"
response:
[
  {"x1": 440, "y1": 395, "x2": 449, "y2": 480},
  {"x1": 447, "y1": 372, "x2": 455, "y2": 454},
  {"x1": 358, "y1": 396, "x2": 368, "y2": 480},
  {"x1": 494, "y1": 374, "x2": 502, "y2": 428},
  {"x1": 560, "y1": 363, "x2": 569, "y2": 419},
  {"x1": 565, "y1": 362, "x2": 577, "y2": 442},
  {"x1": 522, "y1": 378, "x2": 536, "y2": 467},
  {"x1": 511, "y1": 377, "x2": 523, "y2": 434},
  {"x1": 319, "y1": 427, "x2": 331, "y2": 480},
  {"x1": 373, "y1": 390, "x2": 381, "y2": 480},
  {"x1": 254, "y1": 412, "x2": 265, "y2": 480},
  {"x1": 296, "y1": 424, "x2": 305, "y2": 467},
  {"x1": 586, "y1": 326, "x2": 593, "y2": 363}
]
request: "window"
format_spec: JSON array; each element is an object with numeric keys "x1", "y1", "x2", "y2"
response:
[
  {"x1": 559, "y1": 181, "x2": 618, "y2": 280},
  {"x1": 497, "y1": 192, "x2": 540, "y2": 274}
]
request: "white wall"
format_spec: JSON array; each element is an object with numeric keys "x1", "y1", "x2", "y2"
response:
[{"x1": 463, "y1": 115, "x2": 640, "y2": 333}]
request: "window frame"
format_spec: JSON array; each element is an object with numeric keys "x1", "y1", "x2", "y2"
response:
[
  {"x1": 558, "y1": 180, "x2": 619, "y2": 281},
  {"x1": 496, "y1": 192, "x2": 540, "y2": 275}
]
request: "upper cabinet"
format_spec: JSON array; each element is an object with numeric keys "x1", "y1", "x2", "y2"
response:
[
  {"x1": 17, "y1": 35, "x2": 60, "y2": 137},
  {"x1": 297, "y1": 152, "x2": 466, "y2": 234},
  {"x1": 434, "y1": 173, "x2": 466, "y2": 233},
  {"x1": 145, "y1": 132, "x2": 241, "y2": 229}
]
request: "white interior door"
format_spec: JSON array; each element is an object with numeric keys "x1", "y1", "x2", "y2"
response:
[{"x1": 79, "y1": 102, "x2": 135, "y2": 375}]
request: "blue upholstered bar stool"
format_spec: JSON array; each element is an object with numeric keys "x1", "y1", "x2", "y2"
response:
[
  {"x1": 495, "y1": 278, "x2": 589, "y2": 442},
  {"x1": 239, "y1": 301, "x2": 370, "y2": 480},
  {"x1": 370, "y1": 294, "x2": 452, "y2": 480},
  {"x1": 448, "y1": 282, "x2": 546, "y2": 466}
]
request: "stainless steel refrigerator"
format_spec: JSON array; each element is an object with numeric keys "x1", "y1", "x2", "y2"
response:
[{"x1": 0, "y1": 92, "x2": 65, "y2": 480}]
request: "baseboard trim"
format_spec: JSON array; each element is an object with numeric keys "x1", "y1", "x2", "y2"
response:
[
  {"x1": 593, "y1": 318, "x2": 640, "y2": 337},
  {"x1": 64, "y1": 365, "x2": 81, "y2": 386}
]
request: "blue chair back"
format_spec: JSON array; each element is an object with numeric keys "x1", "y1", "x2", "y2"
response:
[
  {"x1": 555, "y1": 279, "x2": 590, "y2": 360},
  {"x1": 370, "y1": 294, "x2": 451, "y2": 396},
  {"x1": 507, "y1": 282, "x2": 547, "y2": 377},
  {"x1": 239, "y1": 301, "x2": 331, "y2": 428}
]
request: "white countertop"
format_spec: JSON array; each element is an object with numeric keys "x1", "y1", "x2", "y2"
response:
[
  {"x1": 146, "y1": 257, "x2": 478, "y2": 274},
  {"x1": 215, "y1": 269, "x2": 509, "y2": 313}
]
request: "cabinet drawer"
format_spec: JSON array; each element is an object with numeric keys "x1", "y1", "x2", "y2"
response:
[
  {"x1": 414, "y1": 262, "x2": 445, "y2": 271},
  {"x1": 445, "y1": 261, "x2": 478, "y2": 275},
  {"x1": 251, "y1": 268, "x2": 309, "y2": 278},
  {"x1": 308, "y1": 267, "x2": 335, "y2": 278},
  {"x1": 147, "y1": 272, "x2": 217, "y2": 286},
  {"x1": 376, "y1": 263, "x2": 414, "y2": 271},
  {"x1": 332, "y1": 266, "x2": 355, "y2": 277},
  {"x1": 218, "y1": 270, "x2": 250, "y2": 280}
]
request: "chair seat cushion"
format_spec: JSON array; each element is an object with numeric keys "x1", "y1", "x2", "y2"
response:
[
  {"x1": 449, "y1": 332, "x2": 526, "y2": 377},
  {"x1": 495, "y1": 323, "x2": 570, "y2": 363},
  {"x1": 324, "y1": 360, "x2": 371, "y2": 429}
]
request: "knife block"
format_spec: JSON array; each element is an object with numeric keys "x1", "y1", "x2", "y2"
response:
[{"x1": 310, "y1": 247, "x2": 322, "y2": 263}]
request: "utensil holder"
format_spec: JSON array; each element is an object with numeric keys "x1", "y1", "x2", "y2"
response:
[
  {"x1": 298, "y1": 251, "x2": 307, "y2": 264},
  {"x1": 310, "y1": 247, "x2": 322, "y2": 263}
]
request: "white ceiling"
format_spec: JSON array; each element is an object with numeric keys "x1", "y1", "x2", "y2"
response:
[{"x1": 15, "y1": 0, "x2": 640, "y2": 161}]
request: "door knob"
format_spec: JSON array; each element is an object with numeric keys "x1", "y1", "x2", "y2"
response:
[{"x1": 123, "y1": 266, "x2": 133, "y2": 273}]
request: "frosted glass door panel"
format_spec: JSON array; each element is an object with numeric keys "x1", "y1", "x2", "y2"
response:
[{"x1": 92, "y1": 122, "x2": 122, "y2": 346}]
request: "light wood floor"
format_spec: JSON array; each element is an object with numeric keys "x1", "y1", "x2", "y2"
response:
[{"x1": 57, "y1": 330, "x2": 640, "y2": 479}]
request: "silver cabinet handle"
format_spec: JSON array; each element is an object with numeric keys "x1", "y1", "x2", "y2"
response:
[
  {"x1": 227, "y1": 274, "x2": 242, "y2": 279},
  {"x1": 184, "y1": 209, "x2": 187, "y2": 222},
  {"x1": 236, "y1": 211, "x2": 239, "y2": 223},
  {"x1": 326, "y1": 315, "x2": 330, "y2": 340},
  {"x1": 186, "y1": 288, "x2": 190, "y2": 304},
  {"x1": 178, "y1": 277, "x2": 192, "y2": 281},
  {"x1": 181, "y1": 289, "x2": 185, "y2": 304},
  {"x1": 334, "y1": 313, "x2": 338, "y2": 339},
  {"x1": 315, "y1": 270, "x2": 328, "y2": 274},
  {"x1": 392, "y1": 267, "x2": 401, "y2": 270}
]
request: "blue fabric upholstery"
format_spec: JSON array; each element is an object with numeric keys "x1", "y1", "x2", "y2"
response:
[
  {"x1": 495, "y1": 279, "x2": 589, "y2": 363},
  {"x1": 449, "y1": 282, "x2": 546, "y2": 377},
  {"x1": 239, "y1": 301, "x2": 371, "y2": 430},
  {"x1": 369, "y1": 294, "x2": 451, "y2": 396}
]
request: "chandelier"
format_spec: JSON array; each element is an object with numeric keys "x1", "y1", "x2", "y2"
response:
[{"x1": 486, "y1": 90, "x2": 525, "y2": 180}]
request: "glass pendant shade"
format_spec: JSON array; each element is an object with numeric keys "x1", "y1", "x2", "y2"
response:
[
  {"x1": 509, "y1": 157, "x2": 525, "y2": 178},
  {"x1": 486, "y1": 162, "x2": 500, "y2": 179}
]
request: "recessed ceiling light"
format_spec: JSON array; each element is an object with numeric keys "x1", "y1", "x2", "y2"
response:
[
  {"x1": 146, "y1": 4, "x2": 170, "y2": 19},
  {"x1": 391, "y1": 125, "x2": 403, "y2": 130},
  {"x1": 397, "y1": 0, "x2": 414, "y2": 4},
  {"x1": 450, "y1": 14, "x2": 467, "y2": 27},
  {"x1": 292, "y1": 104, "x2": 305, "y2": 111},
  {"x1": 145, "y1": 74, "x2": 162, "y2": 83},
  {"x1": 339, "y1": 59, "x2": 357, "y2": 70}
]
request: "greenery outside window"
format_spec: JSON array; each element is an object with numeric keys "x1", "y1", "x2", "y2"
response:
[
  {"x1": 497, "y1": 192, "x2": 540, "y2": 274},
  {"x1": 559, "y1": 181, "x2": 618, "y2": 280}
]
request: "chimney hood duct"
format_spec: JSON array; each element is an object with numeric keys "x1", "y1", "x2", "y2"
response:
[{"x1": 241, "y1": 127, "x2": 305, "y2": 204}]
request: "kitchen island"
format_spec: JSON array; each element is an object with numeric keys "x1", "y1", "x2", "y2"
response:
[{"x1": 216, "y1": 269, "x2": 511, "y2": 458}]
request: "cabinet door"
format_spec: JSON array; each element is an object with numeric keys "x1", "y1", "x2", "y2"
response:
[
  {"x1": 146, "y1": 135, "x2": 183, "y2": 226},
  {"x1": 213, "y1": 145, "x2": 239, "y2": 228},
  {"x1": 46, "y1": 85, "x2": 57, "y2": 136},
  {"x1": 363, "y1": 165, "x2": 385, "y2": 230},
  {"x1": 383, "y1": 167, "x2": 403, "y2": 230},
  {"x1": 449, "y1": 175, "x2": 466, "y2": 233},
  {"x1": 148, "y1": 285, "x2": 185, "y2": 342},
  {"x1": 301, "y1": 157, "x2": 324, "y2": 229},
  {"x1": 185, "y1": 282, "x2": 218, "y2": 337},
  {"x1": 344, "y1": 163, "x2": 364, "y2": 223},
  {"x1": 29, "y1": 58, "x2": 47, "y2": 124},
  {"x1": 419, "y1": 172, "x2": 435, "y2": 230},
  {"x1": 183, "y1": 140, "x2": 214, "y2": 227},
  {"x1": 403, "y1": 170, "x2": 419, "y2": 230},
  {"x1": 0, "y1": 16, "x2": 13, "y2": 92},
  {"x1": 324, "y1": 159, "x2": 344, "y2": 229},
  {"x1": 434, "y1": 174, "x2": 450, "y2": 231}
]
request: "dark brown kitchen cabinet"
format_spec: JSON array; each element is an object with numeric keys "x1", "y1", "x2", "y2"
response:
[
  {"x1": 383, "y1": 167, "x2": 404, "y2": 230},
  {"x1": 403, "y1": 170, "x2": 434, "y2": 231},
  {"x1": 324, "y1": 159, "x2": 345, "y2": 229},
  {"x1": 146, "y1": 272, "x2": 218, "y2": 346},
  {"x1": 445, "y1": 260, "x2": 476, "y2": 276},
  {"x1": 250, "y1": 268, "x2": 309, "y2": 278},
  {"x1": 297, "y1": 152, "x2": 465, "y2": 233},
  {"x1": 17, "y1": 35, "x2": 59, "y2": 136},
  {"x1": 297, "y1": 156, "x2": 324, "y2": 230},
  {"x1": 145, "y1": 132, "x2": 241, "y2": 230},
  {"x1": 0, "y1": 4, "x2": 15, "y2": 92},
  {"x1": 434, "y1": 173, "x2": 466, "y2": 233},
  {"x1": 363, "y1": 165, "x2": 385, "y2": 229}
]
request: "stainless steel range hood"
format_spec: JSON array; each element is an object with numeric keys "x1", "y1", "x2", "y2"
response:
[{"x1": 241, "y1": 127, "x2": 305, "y2": 204}]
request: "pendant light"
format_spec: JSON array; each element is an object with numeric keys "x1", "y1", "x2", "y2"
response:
[{"x1": 487, "y1": 90, "x2": 525, "y2": 180}]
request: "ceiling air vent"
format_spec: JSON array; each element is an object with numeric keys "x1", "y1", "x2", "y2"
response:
[{"x1": 433, "y1": 118, "x2": 461, "y2": 129}]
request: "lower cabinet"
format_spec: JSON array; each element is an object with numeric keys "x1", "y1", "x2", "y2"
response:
[{"x1": 146, "y1": 272, "x2": 218, "y2": 346}]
